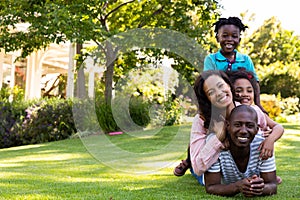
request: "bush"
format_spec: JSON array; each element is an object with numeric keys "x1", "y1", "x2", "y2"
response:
[
  {"x1": 95, "y1": 95, "x2": 151, "y2": 133},
  {"x1": 20, "y1": 98, "x2": 77, "y2": 145},
  {"x1": 0, "y1": 86, "x2": 30, "y2": 148},
  {"x1": 163, "y1": 94, "x2": 182, "y2": 126},
  {"x1": 279, "y1": 96, "x2": 300, "y2": 115},
  {"x1": 260, "y1": 73, "x2": 300, "y2": 98},
  {"x1": 259, "y1": 62, "x2": 300, "y2": 98},
  {"x1": 95, "y1": 97, "x2": 119, "y2": 134},
  {"x1": 260, "y1": 94, "x2": 282, "y2": 119},
  {"x1": 129, "y1": 96, "x2": 150, "y2": 127},
  {"x1": 72, "y1": 98, "x2": 101, "y2": 133},
  {"x1": 0, "y1": 86, "x2": 86, "y2": 148}
]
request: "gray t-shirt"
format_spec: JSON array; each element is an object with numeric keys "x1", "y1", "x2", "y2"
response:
[{"x1": 208, "y1": 132, "x2": 276, "y2": 184}]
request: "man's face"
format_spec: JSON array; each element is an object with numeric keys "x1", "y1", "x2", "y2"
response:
[{"x1": 227, "y1": 110, "x2": 258, "y2": 148}]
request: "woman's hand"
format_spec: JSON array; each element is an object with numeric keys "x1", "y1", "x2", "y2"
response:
[{"x1": 211, "y1": 116, "x2": 226, "y2": 142}]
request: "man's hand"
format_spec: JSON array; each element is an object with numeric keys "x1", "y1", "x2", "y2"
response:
[{"x1": 240, "y1": 175, "x2": 264, "y2": 197}]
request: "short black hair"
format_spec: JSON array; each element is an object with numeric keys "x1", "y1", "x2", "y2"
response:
[
  {"x1": 229, "y1": 104, "x2": 258, "y2": 124},
  {"x1": 213, "y1": 17, "x2": 248, "y2": 37}
]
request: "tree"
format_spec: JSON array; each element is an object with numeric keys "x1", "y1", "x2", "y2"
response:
[
  {"x1": 242, "y1": 16, "x2": 300, "y2": 97},
  {"x1": 0, "y1": 0, "x2": 220, "y2": 102},
  {"x1": 244, "y1": 17, "x2": 300, "y2": 66}
]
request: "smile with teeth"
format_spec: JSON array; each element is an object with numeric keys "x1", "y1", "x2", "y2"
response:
[
  {"x1": 225, "y1": 44, "x2": 233, "y2": 48},
  {"x1": 237, "y1": 136, "x2": 248, "y2": 142},
  {"x1": 218, "y1": 94, "x2": 229, "y2": 103},
  {"x1": 241, "y1": 98, "x2": 250, "y2": 102}
]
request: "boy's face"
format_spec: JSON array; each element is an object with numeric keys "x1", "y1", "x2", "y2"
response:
[
  {"x1": 217, "y1": 24, "x2": 241, "y2": 54},
  {"x1": 227, "y1": 110, "x2": 258, "y2": 148},
  {"x1": 233, "y1": 78, "x2": 254, "y2": 105}
]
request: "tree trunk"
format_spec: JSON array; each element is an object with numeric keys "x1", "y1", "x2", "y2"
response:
[
  {"x1": 104, "y1": 41, "x2": 117, "y2": 104},
  {"x1": 76, "y1": 43, "x2": 87, "y2": 99}
]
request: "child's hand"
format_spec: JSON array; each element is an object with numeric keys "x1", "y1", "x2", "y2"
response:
[
  {"x1": 258, "y1": 139, "x2": 274, "y2": 160},
  {"x1": 262, "y1": 127, "x2": 272, "y2": 137}
]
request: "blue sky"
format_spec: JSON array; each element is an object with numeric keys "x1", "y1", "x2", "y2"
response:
[{"x1": 219, "y1": 0, "x2": 300, "y2": 35}]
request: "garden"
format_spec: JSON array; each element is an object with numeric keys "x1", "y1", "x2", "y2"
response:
[{"x1": 0, "y1": 1, "x2": 299, "y2": 199}]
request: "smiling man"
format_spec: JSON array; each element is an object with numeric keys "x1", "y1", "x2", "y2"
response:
[{"x1": 204, "y1": 105, "x2": 277, "y2": 197}]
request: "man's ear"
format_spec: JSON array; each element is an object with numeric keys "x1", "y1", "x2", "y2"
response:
[{"x1": 226, "y1": 120, "x2": 230, "y2": 130}]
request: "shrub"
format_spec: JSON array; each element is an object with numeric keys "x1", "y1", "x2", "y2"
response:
[
  {"x1": 163, "y1": 94, "x2": 182, "y2": 126},
  {"x1": 260, "y1": 94, "x2": 282, "y2": 119},
  {"x1": 259, "y1": 62, "x2": 300, "y2": 98},
  {"x1": 129, "y1": 96, "x2": 150, "y2": 127},
  {"x1": 20, "y1": 98, "x2": 76, "y2": 145},
  {"x1": 260, "y1": 73, "x2": 300, "y2": 98},
  {"x1": 279, "y1": 96, "x2": 300, "y2": 115},
  {"x1": 72, "y1": 98, "x2": 101, "y2": 133},
  {"x1": 0, "y1": 86, "x2": 78, "y2": 148},
  {"x1": 0, "y1": 86, "x2": 30, "y2": 148},
  {"x1": 95, "y1": 95, "x2": 152, "y2": 133},
  {"x1": 95, "y1": 97, "x2": 119, "y2": 134}
]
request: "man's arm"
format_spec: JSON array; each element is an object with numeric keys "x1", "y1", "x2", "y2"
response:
[
  {"x1": 259, "y1": 171, "x2": 277, "y2": 196},
  {"x1": 204, "y1": 171, "x2": 249, "y2": 197},
  {"x1": 204, "y1": 171, "x2": 277, "y2": 197}
]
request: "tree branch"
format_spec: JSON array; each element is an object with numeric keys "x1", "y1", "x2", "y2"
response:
[
  {"x1": 104, "y1": 0, "x2": 135, "y2": 21},
  {"x1": 138, "y1": 5, "x2": 165, "y2": 28}
]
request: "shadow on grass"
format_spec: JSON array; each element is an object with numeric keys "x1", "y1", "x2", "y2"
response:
[{"x1": 0, "y1": 123, "x2": 299, "y2": 199}]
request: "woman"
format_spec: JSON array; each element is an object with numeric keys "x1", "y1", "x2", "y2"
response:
[{"x1": 174, "y1": 70, "x2": 235, "y2": 178}]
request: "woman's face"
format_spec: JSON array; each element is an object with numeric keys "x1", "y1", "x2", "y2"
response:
[
  {"x1": 203, "y1": 75, "x2": 233, "y2": 108},
  {"x1": 233, "y1": 78, "x2": 254, "y2": 105}
]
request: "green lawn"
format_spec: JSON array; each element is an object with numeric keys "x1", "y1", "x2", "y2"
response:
[{"x1": 0, "y1": 123, "x2": 299, "y2": 200}]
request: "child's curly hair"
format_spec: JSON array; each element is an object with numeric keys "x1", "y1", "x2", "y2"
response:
[{"x1": 213, "y1": 17, "x2": 248, "y2": 38}]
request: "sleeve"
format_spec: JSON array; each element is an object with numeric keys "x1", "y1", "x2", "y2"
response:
[
  {"x1": 245, "y1": 55, "x2": 259, "y2": 81},
  {"x1": 203, "y1": 54, "x2": 216, "y2": 71},
  {"x1": 260, "y1": 154, "x2": 276, "y2": 173},
  {"x1": 207, "y1": 158, "x2": 221, "y2": 172},
  {"x1": 190, "y1": 114, "x2": 224, "y2": 176},
  {"x1": 252, "y1": 105, "x2": 267, "y2": 130}
]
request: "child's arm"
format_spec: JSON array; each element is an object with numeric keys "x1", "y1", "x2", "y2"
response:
[
  {"x1": 190, "y1": 115, "x2": 224, "y2": 176},
  {"x1": 258, "y1": 114, "x2": 284, "y2": 159}
]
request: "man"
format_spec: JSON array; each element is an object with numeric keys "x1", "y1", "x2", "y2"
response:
[{"x1": 204, "y1": 105, "x2": 277, "y2": 197}]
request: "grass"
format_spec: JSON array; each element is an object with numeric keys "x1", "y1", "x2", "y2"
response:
[{"x1": 0, "y1": 123, "x2": 299, "y2": 200}]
